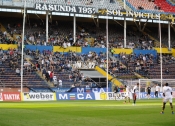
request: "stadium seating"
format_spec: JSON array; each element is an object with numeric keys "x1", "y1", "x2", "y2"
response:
[
  {"x1": 1, "y1": 14, "x2": 175, "y2": 89},
  {"x1": 127, "y1": 0, "x2": 175, "y2": 13},
  {"x1": 0, "y1": 59, "x2": 49, "y2": 88},
  {"x1": 154, "y1": 0, "x2": 175, "y2": 13}
]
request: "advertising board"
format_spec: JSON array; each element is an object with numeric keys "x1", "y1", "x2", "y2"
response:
[
  {"x1": 2, "y1": 92, "x2": 21, "y2": 101},
  {"x1": 56, "y1": 93, "x2": 95, "y2": 100},
  {"x1": 22, "y1": 93, "x2": 56, "y2": 101}
]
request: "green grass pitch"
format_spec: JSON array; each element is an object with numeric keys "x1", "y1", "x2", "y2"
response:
[{"x1": 0, "y1": 99, "x2": 174, "y2": 126}]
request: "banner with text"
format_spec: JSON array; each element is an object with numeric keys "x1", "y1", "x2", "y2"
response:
[
  {"x1": 95, "y1": 92, "x2": 126, "y2": 100},
  {"x1": 56, "y1": 93, "x2": 95, "y2": 100},
  {"x1": 22, "y1": 93, "x2": 56, "y2": 101},
  {"x1": 2, "y1": 92, "x2": 21, "y2": 101},
  {"x1": 69, "y1": 87, "x2": 110, "y2": 93},
  {"x1": 94, "y1": 92, "x2": 165, "y2": 100}
]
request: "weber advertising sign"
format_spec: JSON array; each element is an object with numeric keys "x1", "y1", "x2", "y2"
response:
[{"x1": 22, "y1": 93, "x2": 56, "y2": 101}]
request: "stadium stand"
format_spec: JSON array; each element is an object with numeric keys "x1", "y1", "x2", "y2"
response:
[
  {"x1": 154, "y1": 0, "x2": 175, "y2": 13},
  {"x1": 127, "y1": 0, "x2": 175, "y2": 13},
  {"x1": 0, "y1": 0, "x2": 175, "y2": 91},
  {"x1": 0, "y1": 48, "x2": 49, "y2": 88}
]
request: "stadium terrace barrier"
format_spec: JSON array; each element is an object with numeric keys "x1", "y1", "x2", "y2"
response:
[
  {"x1": 81, "y1": 47, "x2": 106, "y2": 54},
  {"x1": 0, "y1": 87, "x2": 29, "y2": 92},
  {"x1": 29, "y1": 87, "x2": 111, "y2": 93},
  {"x1": 53, "y1": 46, "x2": 81, "y2": 53},
  {"x1": 154, "y1": 48, "x2": 172, "y2": 53},
  {"x1": 172, "y1": 48, "x2": 175, "y2": 57},
  {"x1": 95, "y1": 66, "x2": 123, "y2": 87},
  {"x1": 0, "y1": 44, "x2": 17, "y2": 50},
  {"x1": 25, "y1": 45, "x2": 53, "y2": 52},
  {"x1": 66, "y1": 87, "x2": 111, "y2": 93},
  {"x1": 113, "y1": 48, "x2": 133, "y2": 54},
  {"x1": 133, "y1": 49, "x2": 157, "y2": 57},
  {"x1": 29, "y1": 88, "x2": 70, "y2": 93}
]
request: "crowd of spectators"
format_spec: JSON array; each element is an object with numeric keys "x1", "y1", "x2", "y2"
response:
[
  {"x1": 1, "y1": 18, "x2": 175, "y2": 87},
  {"x1": 24, "y1": 48, "x2": 106, "y2": 87},
  {"x1": 114, "y1": 52, "x2": 175, "y2": 78}
]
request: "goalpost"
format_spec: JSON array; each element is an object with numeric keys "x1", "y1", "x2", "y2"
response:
[{"x1": 138, "y1": 79, "x2": 175, "y2": 99}]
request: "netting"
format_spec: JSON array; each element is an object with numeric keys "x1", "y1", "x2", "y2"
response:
[{"x1": 117, "y1": 79, "x2": 175, "y2": 99}]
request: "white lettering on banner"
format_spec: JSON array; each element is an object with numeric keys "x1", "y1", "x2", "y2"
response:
[
  {"x1": 77, "y1": 88, "x2": 84, "y2": 93},
  {"x1": 106, "y1": 10, "x2": 160, "y2": 19},
  {"x1": 4, "y1": 94, "x2": 20, "y2": 100},
  {"x1": 77, "y1": 94, "x2": 83, "y2": 99},
  {"x1": 86, "y1": 94, "x2": 92, "y2": 99},
  {"x1": 34, "y1": 4, "x2": 163, "y2": 19},
  {"x1": 58, "y1": 93, "x2": 93, "y2": 100},
  {"x1": 59, "y1": 94, "x2": 68, "y2": 99},
  {"x1": 35, "y1": 4, "x2": 90, "y2": 14},
  {"x1": 92, "y1": 88, "x2": 105, "y2": 93},
  {"x1": 77, "y1": 94, "x2": 92, "y2": 99}
]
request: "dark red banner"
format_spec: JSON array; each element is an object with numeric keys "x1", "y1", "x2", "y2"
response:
[{"x1": 2, "y1": 92, "x2": 21, "y2": 101}]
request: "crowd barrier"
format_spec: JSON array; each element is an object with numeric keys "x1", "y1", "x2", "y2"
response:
[
  {"x1": 0, "y1": 92, "x2": 174, "y2": 101},
  {"x1": 0, "y1": 44, "x2": 17, "y2": 50},
  {"x1": 172, "y1": 48, "x2": 175, "y2": 57},
  {"x1": 53, "y1": 46, "x2": 81, "y2": 53},
  {"x1": 21, "y1": 45, "x2": 175, "y2": 57},
  {"x1": 154, "y1": 48, "x2": 172, "y2": 53},
  {"x1": 25, "y1": 45, "x2": 52, "y2": 52},
  {"x1": 30, "y1": 87, "x2": 111, "y2": 93},
  {"x1": 113, "y1": 48, "x2": 133, "y2": 54},
  {"x1": 81, "y1": 47, "x2": 106, "y2": 54},
  {"x1": 133, "y1": 49, "x2": 157, "y2": 57}
]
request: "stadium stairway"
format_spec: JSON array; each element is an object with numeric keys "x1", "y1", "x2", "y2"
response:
[
  {"x1": 95, "y1": 66, "x2": 123, "y2": 87},
  {"x1": 25, "y1": 57, "x2": 54, "y2": 88},
  {"x1": 142, "y1": 31, "x2": 167, "y2": 48},
  {"x1": 109, "y1": 51, "x2": 146, "y2": 79},
  {"x1": 0, "y1": 59, "x2": 49, "y2": 88},
  {"x1": 0, "y1": 23, "x2": 13, "y2": 41}
]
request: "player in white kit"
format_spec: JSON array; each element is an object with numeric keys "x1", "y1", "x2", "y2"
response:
[
  {"x1": 160, "y1": 83, "x2": 174, "y2": 114},
  {"x1": 124, "y1": 85, "x2": 131, "y2": 103}
]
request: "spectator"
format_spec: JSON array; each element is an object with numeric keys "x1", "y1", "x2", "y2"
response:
[
  {"x1": 50, "y1": 71, "x2": 53, "y2": 82},
  {"x1": 0, "y1": 68, "x2": 5, "y2": 75},
  {"x1": 165, "y1": 68, "x2": 169, "y2": 74},
  {"x1": 58, "y1": 78, "x2": 63, "y2": 88},
  {"x1": 16, "y1": 68, "x2": 20, "y2": 76},
  {"x1": 45, "y1": 71, "x2": 50, "y2": 82},
  {"x1": 42, "y1": 68, "x2": 46, "y2": 77}
]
